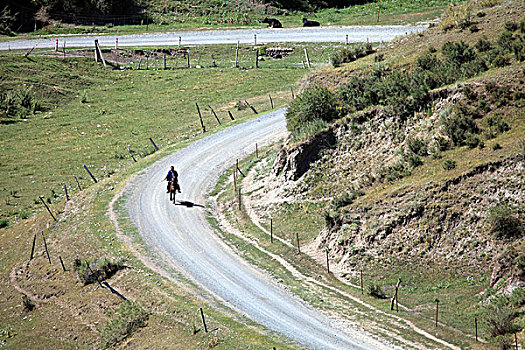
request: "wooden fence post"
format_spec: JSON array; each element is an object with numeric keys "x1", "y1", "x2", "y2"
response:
[
  {"x1": 195, "y1": 103, "x2": 206, "y2": 133},
  {"x1": 163, "y1": 54, "x2": 167, "y2": 69},
  {"x1": 228, "y1": 110, "x2": 235, "y2": 121},
  {"x1": 199, "y1": 308, "x2": 208, "y2": 333},
  {"x1": 30, "y1": 233, "x2": 37, "y2": 260},
  {"x1": 63, "y1": 185, "x2": 69, "y2": 201},
  {"x1": 435, "y1": 299, "x2": 440, "y2": 327},
  {"x1": 149, "y1": 137, "x2": 159, "y2": 151},
  {"x1": 515, "y1": 333, "x2": 518, "y2": 350},
  {"x1": 255, "y1": 143, "x2": 258, "y2": 158},
  {"x1": 102, "y1": 281, "x2": 127, "y2": 300},
  {"x1": 377, "y1": 3, "x2": 381, "y2": 23},
  {"x1": 475, "y1": 317, "x2": 478, "y2": 342},
  {"x1": 83, "y1": 165, "x2": 97, "y2": 183},
  {"x1": 59, "y1": 255, "x2": 66, "y2": 271},
  {"x1": 296, "y1": 232, "x2": 300, "y2": 254},
  {"x1": 187, "y1": 50, "x2": 190, "y2": 68},
  {"x1": 244, "y1": 100, "x2": 258, "y2": 114},
  {"x1": 269, "y1": 94, "x2": 273, "y2": 109},
  {"x1": 235, "y1": 41, "x2": 239, "y2": 68},
  {"x1": 390, "y1": 278, "x2": 401, "y2": 312},
  {"x1": 326, "y1": 249, "x2": 330, "y2": 274},
  {"x1": 360, "y1": 268, "x2": 364, "y2": 294},
  {"x1": 39, "y1": 196, "x2": 57, "y2": 221},
  {"x1": 255, "y1": 48, "x2": 259, "y2": 68},
  {"x1": 236, "y1": 159, "x2": 245, "y2": 177},
  {"x1": 290, "y1": 86, "x2": 295, "y2": 100},
  {"x1": 41, "y1": 232, "x2": 51, "y2": 264},
  {"x1": 208, "y1": 105, "x2": 221, "y2": 125},
  {"x1": 73, "y1": 171, "x2": 82, "y2": 191},
  {"x1": 270, "y1": 218, "x2": 273, "y2": 243},
  {"x1": 233, "y1": 169, "x2": 237, "y2": 194},
  {"x1": 304, "y1": 48, "x2": 311, "y2": 68},
  {"x1": 137, "y1": 58, "x2": 142, "y2": 70},
  {"x1": 128, "y1": 145, "x2": 137, "y2": 162}
]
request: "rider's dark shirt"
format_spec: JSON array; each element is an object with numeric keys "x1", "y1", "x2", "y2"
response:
[{"x1": 166, "y1": 170, "x2": 178, "y2": 182}]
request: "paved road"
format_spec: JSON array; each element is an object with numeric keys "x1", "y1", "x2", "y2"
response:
[
  {"x1": 0, "y1": 25, "x2": 423, "y2": 50},
  {"x1": 126, "y1": 110, "x2": 395, "y2": 349}
]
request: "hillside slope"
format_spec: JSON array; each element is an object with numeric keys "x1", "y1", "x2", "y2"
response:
[{"x1": 239, "y1": 0, "x2": 524, "y2": 347}]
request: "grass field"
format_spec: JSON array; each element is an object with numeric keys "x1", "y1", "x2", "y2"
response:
[{"x1": 0, "y1": 46, "x2": 322, "y2": 226}]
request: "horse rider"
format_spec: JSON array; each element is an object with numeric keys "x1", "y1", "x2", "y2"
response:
[{"x1": 163, "y1": 166, "x2": 180, "y2": 193}]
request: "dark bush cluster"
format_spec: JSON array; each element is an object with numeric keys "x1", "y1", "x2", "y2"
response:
[
  {"x1": 73, "y1": 257, "x2": 125, "y2": 285},
  {"x1": 487, "y1": 204, "x2": 523, "y2": 239},
  {"x1": 0, "y1": 86, "x2": 40, "y2": 121},
  {"x1": 331, "y1": 43, "x2": 374, "y2": 67},
  {"x1": 285, "y1": 85, "x2": 339, "y2": 133}
]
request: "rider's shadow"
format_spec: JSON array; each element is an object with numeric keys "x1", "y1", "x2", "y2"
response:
[{"x1": 177, "y1": 200, "x2": 204, "y2": 208}]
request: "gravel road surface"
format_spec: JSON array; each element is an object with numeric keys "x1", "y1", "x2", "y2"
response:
[
  {"x1": 126, "y1": 110, "x2": 395, "y2": 349},
  {"x1": 0, "y1": 25, "x2": 423, "y2": 50}
]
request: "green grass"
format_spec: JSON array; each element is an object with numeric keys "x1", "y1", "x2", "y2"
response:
[{"x1": 0, "y1": 50, "x2": 310, "y2": 224}]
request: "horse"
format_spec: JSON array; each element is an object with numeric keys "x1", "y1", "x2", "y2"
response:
[
  {"x1": 261, "y1": 17, "x2": 282, "y2": 28},
  {"x1": 168, "y1": 180, "x2": 180, "y2": 204},
  {"x1": 302, "y1": 18, "x2": 320, "y2": 27}
]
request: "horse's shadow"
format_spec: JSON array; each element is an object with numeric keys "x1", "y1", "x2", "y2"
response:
[{"x1": 176, "y1": 200, "x2": 204, "y2": 208}]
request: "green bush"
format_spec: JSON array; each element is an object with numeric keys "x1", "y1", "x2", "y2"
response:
[
  {"x1": 441, "y1": 113, "x2": 479, "y2": 147},
  {"x1": 0, "y1": 86, "x2": 40, "y2": 121},
  {"x1": 407, "y1": 136, "x2": 427, "y2": 156},
  {"x1": 504, "y1": 21, "x2": 518, "y2": 32},
  {"x1": 331, "y1": 44, "x2": 374, "y2": 67},
  {"x1": 509, "y1": 288, "x2": 525, "y2": 308},
  {"x1": 483, "y1": 297, "x2": 519, "y2": 337},
  {"x1": 368, "y1": 283, "x2": 386, "y2": 299},
  {"x1": 332, "y1": 191, "x2": 358, "y2": 210},
  {"x1": 73, "y1": 257, "x2": 124, "y2": 285},
  {"x1": 285, "y1": 85, "x2": 338, "y2": 133},
  {"x1": 486, "y1": 115, "x2": 510, "y2": 134},
  {"x1": 406, "y1": 152, "x2": 423, "y2": 168},
  {"x1": 443, "y1": 159, "x2": 456, "y2": 170},
  {"x1": 475, "y1": 36, "x2": 492, "y2": 52},
  {"x1": 486, "y1": 204, "x2": 523, "y2": 239},
  {"x1": 101, "y1": 301, "x2": 149, "y2": 348}
]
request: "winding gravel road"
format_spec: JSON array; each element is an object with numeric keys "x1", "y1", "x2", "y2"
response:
[
  {"x1": 0, "y1": 25, "x2": 423, "y2": 50},
  {"x1": 126, "y1": 110, "x2": 395, "y2": 349}
]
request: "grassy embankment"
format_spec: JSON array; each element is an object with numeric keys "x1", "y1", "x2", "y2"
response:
[{"x1": 213, "y1": 0, "x2": 524, "y2": 349}]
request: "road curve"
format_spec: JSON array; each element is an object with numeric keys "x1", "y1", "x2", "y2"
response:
[
  {"x1": 0, "y1": 25, "x2": 424, "y2": 50},
  {"x1": 125, "y1": 110, "x2": 394, "y2": 349}
]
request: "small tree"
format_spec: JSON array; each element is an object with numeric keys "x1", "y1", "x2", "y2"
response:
[{"x1": 487, "y1": 204, "x2": 523, "y2": 239}]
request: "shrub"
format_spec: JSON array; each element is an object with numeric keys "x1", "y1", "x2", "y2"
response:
[
  {"x1": 475, "y1": 37, "x2": 492, "y2": 52},
  {"x1": 22, "y1": 295, "x2": 35, "y2": 312},
  {"x1": 0, "y1": 219, "x2": 8, "y2": 228},
  {"x1": 285, "y1": 85, "x2": 338, "y2": 133},
  {"x1": 509, "y1": 288, "x2": 525, "y2": 307},
  {"x1": 368, "y1": 283, "x2": 386, "y2": 299},
  {"x1": 441, "y1": 113, "x2": 479, "y2": 147},
  {"x1": 443, "y1": 159, "x2": 456, "y2": 170},
  {"x1": 465, "y1": 134, "x2": 481, "y2": 148},
  {"x1": 407, "y1": 136, "x2": 427, "y2": 156},
  {"x1": 406, "y1": 152, "x2": 423, "y2": 168},
  {"x1": 442, "y1": 41, "x2": 477, "y2": 66},
  {"x1": 504, "y1": 21, "x2": 518, "y2": 32},
  {"x1": 492, "y1": 143, "x2": 502, "y2": 150},
  {"x1": 332, "y1": 191, "x2": 356, "y2": 210},
  {"x1": 486, "y1": 204, "x2": 523, "y2": 239},
  {"x1": 483, "y1": 297, "x2": 518, "y2": 337},
  {"x1": 486, "y1": 115, "x2": 510, "y2": 134},
  {"x1": 497, "y1": 32, "x2": 515, "y2": 52},
  {"x1": 331, "y1": 45, "x2": 374, "y2": 67},
  {"x1": 101, "y1": 301, "x2": 149, "y2": 348},
  {"x1": 73, "y1": 258, "x2": 124, "y2": 285},
  {"x1": 488, "y1": 48, "x2": 511, "y2": 67}
]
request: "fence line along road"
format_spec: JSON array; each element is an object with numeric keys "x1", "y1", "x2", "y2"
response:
[{"x1": 0, "y1": 25, "x2": 425, "y2": 50}]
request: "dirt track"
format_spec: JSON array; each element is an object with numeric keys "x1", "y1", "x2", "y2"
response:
[{"x1": 125, "y1": 109, "x2": 396, "y2": 349}]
